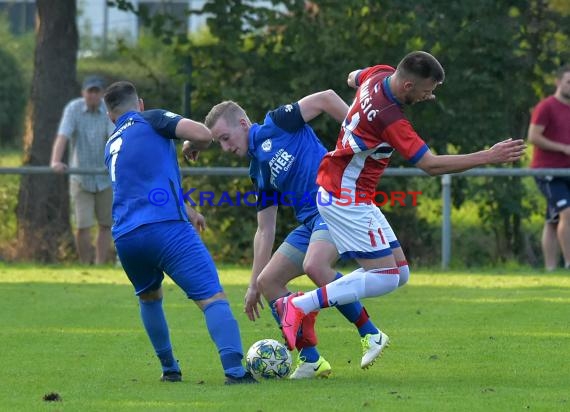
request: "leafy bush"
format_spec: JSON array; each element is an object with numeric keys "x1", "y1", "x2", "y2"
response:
[{"x1": 0, "y1": 47, "x2": 26, "y2": 146}]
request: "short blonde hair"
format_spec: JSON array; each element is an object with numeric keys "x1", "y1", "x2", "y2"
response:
[{"x1": 204, "y1": 101, "x2": 250, "y2": 129}]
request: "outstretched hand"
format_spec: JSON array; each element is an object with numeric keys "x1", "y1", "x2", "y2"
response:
[{"x1": 488, "y1": 138, "x2": 526, "y2": 163}]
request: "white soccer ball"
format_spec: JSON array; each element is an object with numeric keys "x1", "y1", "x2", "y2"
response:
[{"x1": 245, "y1": 339, "x2": 293, "y2": 380}]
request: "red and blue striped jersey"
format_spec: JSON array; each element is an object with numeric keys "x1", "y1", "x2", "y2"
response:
[{"x1": 317, "y1": 65, "x2": 429, "y2": 198}]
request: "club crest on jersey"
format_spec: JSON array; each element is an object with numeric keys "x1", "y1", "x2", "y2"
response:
[{"x1": 262, "y1": 139, "x2": 272, "y2": 152}]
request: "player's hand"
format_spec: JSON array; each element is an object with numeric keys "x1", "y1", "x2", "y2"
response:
[
  {"x1": 244, "y1": 286, "x2": 264, "y2": 322},
  {"x1": 488, "y1": 138, "x2": 526, "y2": 163},
  {"x1": 185, "y1": 205, "x2": 206, "y2": 232},
  {"x1": 51, "y1": 161, "x2": 68, "y2": 173},
  {"x1": 182, "y1": 140, "x2": 200, "y2": 162},
  {"x1": 190, "y1": 211, "x2": 206, "y2": 232}
]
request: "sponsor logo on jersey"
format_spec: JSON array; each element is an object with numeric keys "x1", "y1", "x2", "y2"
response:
[
  {"x1": 262, "y1": 139, "x2": 272, "y2": 152},
  {"x1": 269, "y1": 148, "x2": 296, "y2": 186}
]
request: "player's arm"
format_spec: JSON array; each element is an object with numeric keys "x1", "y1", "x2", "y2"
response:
[
  {"x1": 347, "y1": 65, "x2": 395, "y2": 89},
  {"x1": 528, "y1": 123, "x2": 570, "y2": 155},
  {"x1": 176, "y1": 118, "x2": 212, "y2": 150},
  {"x1": 143, "y1": 109, "x2": 212, "y2": 157},
  {"x1": 298, "y1": 89, "x2": 349, "y2": 124},
  {"x1": 50, "y1": 134, "x2": 69, "y2": 173},
  {"x1": 245, "y1": 204, "x2": 278, "y2": 321},
  {"x1": 415, "y1": 138, "x2": 526, "y2": 176}
]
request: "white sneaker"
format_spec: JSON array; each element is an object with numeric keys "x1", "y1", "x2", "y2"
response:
[
  {"x1": 361, "y1": 332, "x2": 389, "y2": 369},
  {"x1": 289, "y1": 356, "x2": 332, "y2": 379}
]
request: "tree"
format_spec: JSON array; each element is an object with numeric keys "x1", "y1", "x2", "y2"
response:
[{"x1": 15, "y1": 0, "x2": 78, "y2": 262}]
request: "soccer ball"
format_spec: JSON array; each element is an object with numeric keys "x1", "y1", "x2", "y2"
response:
[{"x1": 245, "y1": 339, "x2": 293, "y2": 380}]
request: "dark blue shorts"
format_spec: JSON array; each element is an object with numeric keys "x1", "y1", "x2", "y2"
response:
[
  {"x1": 535, "y1": 177, "x2": 570, "y2": 223},
  {"x1": 115, "y1": 220, "x2": 222, "y2": 300}
]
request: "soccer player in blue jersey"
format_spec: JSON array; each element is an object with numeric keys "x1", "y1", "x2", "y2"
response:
[
  {"x1": 194, "y1": 90, "x2": 395, "y2": 378},
  {"x1": 103, "y1": 81, "x2": 256, "y2": 385}
]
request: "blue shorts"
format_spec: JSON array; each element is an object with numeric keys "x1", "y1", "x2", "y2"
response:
[
  {"x1": 283, "y1": 215, "x2": 329, "y2": 253},
  {"x1": 115, "y1": 220, "x2": 223, "y2": 300},
  {"x1": 535, "y1": 177, "x2": 570, "y2": 223}
]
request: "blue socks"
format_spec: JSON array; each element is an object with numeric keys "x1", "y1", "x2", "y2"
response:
[
  {"x1": 333, "y1": 273, "x2": 379, "y2": 337},
  {"x1": 203, "y1": 300, "x2": 246, "y2": 378},
  {"x1": 139, "y1": 298, "x2": 179, "y2": 372}
]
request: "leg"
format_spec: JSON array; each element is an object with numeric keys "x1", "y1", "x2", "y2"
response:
[
  {"x1": 195, "y1": 292, "x2": 255, "y2": 384},
  {"x1": 257, "y1": 251, "x2": 301, "y2": 302},
  {"x1": 139, "y1": 287, "x2": 181, "y2": 381},
  {"x1": 94, "y1": 187, "x2": 114, "y2": 265},
  {"x1": 542, "y1": 221, "x2": 560, "y2": 271},
  {"x1": 160, "y1": 222, "x2": 253, "y2": 383},
  {"x1": 71, "y1": 180, "x2": 95, "y2": 264},
  {"x1": 75, "y1": 227, "x2": 93, "y2": 264},
  {"x1": 267, "y1": 234, "x2": 331, "y2": 379},
  {"x1": 279, "y1": 197, "x2": 400, "y2": 351},
  {"x1": 557, "y1": 208, "x2": 570, "y2": 268},
  {"x1": 304, "y1": 235, "x2": 386, "y2": 369},
  {"x1": 535, "y1": 177, "x2": 568, "y2": 270},
  {"x1": 95, "y1": 225, "x2": 112, "y2": 264},
  {"x1": 304, "y1": 234, "x2": 379, "y2": 337},
  {"x1": 115, "y1": 224, "x2": 179, "y2": 381}
]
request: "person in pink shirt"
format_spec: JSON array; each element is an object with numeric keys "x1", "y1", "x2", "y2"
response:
[{"x1": 528, "y1": 64, "x2": 570, "y2": 270}]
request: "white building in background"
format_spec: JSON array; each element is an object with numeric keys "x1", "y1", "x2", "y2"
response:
[
  {"x1": 78, "y1": 0, "x2": 208, "y2": 52},
  {"x1": 0, "y1": 1, "x2": 208, "y2": 51}
]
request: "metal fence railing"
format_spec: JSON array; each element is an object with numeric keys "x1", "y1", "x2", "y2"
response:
[{"x1": 3, "y1": 166, "x2": 569, "y2": 268}]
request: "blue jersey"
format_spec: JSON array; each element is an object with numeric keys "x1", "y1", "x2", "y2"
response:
[
  {"x1": 105, "y1": 109, "x2": 188, "y2": 239},
  {"x1": 248, "y1": 103, "x2": 327, "y2": 225}
]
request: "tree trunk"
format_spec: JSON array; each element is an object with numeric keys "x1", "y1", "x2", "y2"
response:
[{"x1": 15, "y1": 0, "x2": 78, "y2": 262}]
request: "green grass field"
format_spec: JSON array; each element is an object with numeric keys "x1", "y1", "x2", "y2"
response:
[{"x1": 1, "y1": 264, "x2": 569, "y2": 411}]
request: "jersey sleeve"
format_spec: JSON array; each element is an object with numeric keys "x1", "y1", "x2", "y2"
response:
[
  {"x1": 267, "y1": 103, "x2": 306, "y2": 133},
  {"x1": 141, "y1": 109, "x2": 182, "y2": 139},
  {"x1": 530, "y1": 100, "x2": 550, "y2": 127},
  {"x1": 356, "y1": 65, "x2": 395, "y2": 86},
  {"x1": 381, "y1": 119, "x2": 429, "y2": 164}
]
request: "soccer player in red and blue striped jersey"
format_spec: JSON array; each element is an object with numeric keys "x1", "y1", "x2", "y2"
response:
[{"x1": 277, "y1": 51, "x2": 526, "y2": 355}]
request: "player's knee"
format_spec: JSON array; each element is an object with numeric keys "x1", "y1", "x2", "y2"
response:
[
  {"x1": 195, "y1": 291, "x2": 227, "y2": 310},
  {"x1": 257, "y1": 268, "x2": 288, "y2": 294},
  {"x1": 558, "y1": 206, "x2": 570, "y2": 222},
  {"x1": 139, "y1": 287, "x2": 163, "y2": 302},
  {"x1": 303, "y1": 260, "x2": 334, "y2": 286},
  {"x1": 398, "y1": 265, "x2": 410, "y2": 287},
  {"x1": 363, "y1": 271, "x2": 399, "y2": 298}
]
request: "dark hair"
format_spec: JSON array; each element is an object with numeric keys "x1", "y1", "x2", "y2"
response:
[
  {"x1": 104, "y1": 81, "x2": 139, "y2": 113},
  {"x1": 556, "y1": 64, "x2": 570, "y2": 80},
  {"x1": 396, "y1": 51, "x2": 445, "y2": 83}
]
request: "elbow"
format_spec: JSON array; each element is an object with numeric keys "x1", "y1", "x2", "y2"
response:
[{"x1": 417, "y1": 164, "x2": 440, "y2": 176}]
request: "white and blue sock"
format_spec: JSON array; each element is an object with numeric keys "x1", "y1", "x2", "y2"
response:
[
  {"x1": 293, "y1": 267, "x2": 400, "y2": 314},
  {"x1": 332, "y1": 272, "x2": 379, "y2": 337}
]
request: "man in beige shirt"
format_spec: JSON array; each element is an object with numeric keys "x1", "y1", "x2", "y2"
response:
[{"x1": 50, "y1": 75, "x2": 115, "y2": 264}]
